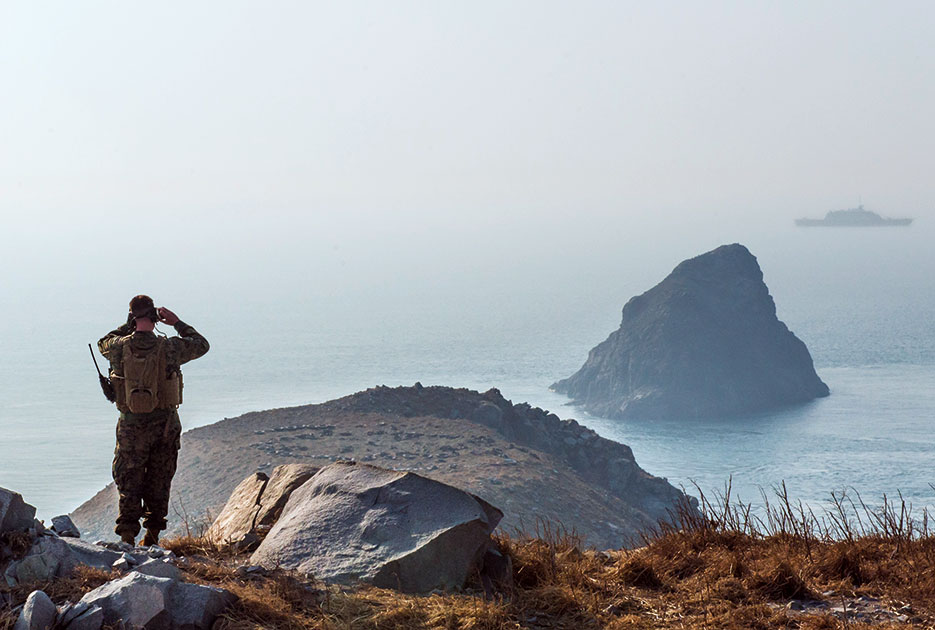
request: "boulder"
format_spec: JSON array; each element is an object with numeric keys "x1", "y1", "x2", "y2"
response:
[
  {"x1": 206, "y1": 464, "x2": 319, "y2": 547},
  {"x1": 552, "y1": 244, "x2": 830, "y2": 419},
  {"x1": 205, "y1": 472, "x2": 268, "y2": 545},
  {"x1": 78, "y1": 572, "x2": 236, "y2": 630},
  {"x1": 79, "y1": 573, "x2": 174, "y2": 629},
  {"x1": 51, "y1": 515, "x2": 81, "y2": 538},
  {"x1": 254, "y1": 464, "x2": 319, "y2": 529},
  {"x1": 250, "y1": 462, "x2": 502, "y2": 592},
  {"x1": 13, "y1": 590, "x2": 56, "y2": 630},
  {"x1": 0, "y1": 487, "x2": 37, "y2": 534}
]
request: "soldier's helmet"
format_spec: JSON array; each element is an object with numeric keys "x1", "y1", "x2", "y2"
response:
[{"x1": 129, "y1": 294, "x2": 158, "y2": 322}]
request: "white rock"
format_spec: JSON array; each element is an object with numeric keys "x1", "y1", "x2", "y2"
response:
[
  {"x1": 250, "y1": 461, "x2": 502, "y2": 592},
  {"x1": 13, "y1": 590, "x2": 56, "y2": 630}
]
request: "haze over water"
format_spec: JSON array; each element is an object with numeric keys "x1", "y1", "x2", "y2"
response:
[
  {"x1": 2, "y1": 217, "x2": 933, "y2": 519},
  {"x1": 1, "y1": 3, "x2": 934, "y2": 522}
]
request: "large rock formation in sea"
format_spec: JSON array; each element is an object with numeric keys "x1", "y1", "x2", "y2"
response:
[
  {"x1": 552, "y1": 244, "x2": 829, "y2": 419},
  {"x1": 72, "y1": 385, "x2": 693, "y2": 549}
]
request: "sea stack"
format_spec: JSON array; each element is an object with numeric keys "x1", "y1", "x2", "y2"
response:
[{"x1": 552, "y1": 244, "x2": 829, "y2": 419}]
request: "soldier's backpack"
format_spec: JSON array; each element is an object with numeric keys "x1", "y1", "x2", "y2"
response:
[{"x1": 116, "y1": 337, "x2": 183, "y2": 413}]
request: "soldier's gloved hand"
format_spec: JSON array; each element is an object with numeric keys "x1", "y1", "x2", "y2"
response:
[
  {"x1": 118, "y1": 314, "x2": 135, "y2": 334},
  {"x1": 158, "y1": 307, "x2": 180, "y2": 326}
]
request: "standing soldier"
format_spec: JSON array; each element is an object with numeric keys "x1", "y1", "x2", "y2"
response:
[{"x1": 98, "y1": 295, "x2": 209, "y2": 546}]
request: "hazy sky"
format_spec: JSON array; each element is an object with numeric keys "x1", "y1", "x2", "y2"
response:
[
  {"x1": 1, "y1": 2, "x2": 933, "y2": 311},
  {"x1": 3, "y1": 2, "x2": 933, "y2": 220}
]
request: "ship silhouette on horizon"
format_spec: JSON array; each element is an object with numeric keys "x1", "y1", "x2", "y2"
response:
[{"x1": 796, "y1": 205, "x2": 913, "y2": 227}]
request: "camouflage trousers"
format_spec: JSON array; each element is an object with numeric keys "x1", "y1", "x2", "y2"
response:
[{"x1": 112, "y1": 408, "x2": 182, "y2": 538}]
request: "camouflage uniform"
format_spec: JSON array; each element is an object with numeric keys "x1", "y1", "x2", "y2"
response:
[{"x1": 98, "y1": 321, "x2": 209, "y2": 540}]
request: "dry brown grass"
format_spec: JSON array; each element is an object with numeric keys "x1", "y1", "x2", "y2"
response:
[
  {"x1": 4, "y1": 485, "x2": 935, "y2": 629},
  {"x1": 1, "y1": 565, "x2": 114, "y2": 630}
]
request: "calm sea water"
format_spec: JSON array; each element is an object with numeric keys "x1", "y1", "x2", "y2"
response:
[{"x1": 1, "y1": 218, "x2": 933, "y2": 520}]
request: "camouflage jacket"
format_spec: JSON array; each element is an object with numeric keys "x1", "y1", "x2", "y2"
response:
[{"x1": 98, "y1": 321, "x2": 210, "y2": 377}]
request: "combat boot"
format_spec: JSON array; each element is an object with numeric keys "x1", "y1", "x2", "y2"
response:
[{"x1": 141, "y1": 529, "x2": 160, "y2": 547}]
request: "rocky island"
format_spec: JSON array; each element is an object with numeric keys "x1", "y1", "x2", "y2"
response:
[
  {"x1": 552, "y1": 244, "x2": 829, "y2": 419},
  {"x1": 71, "y1": 384, "x2": 692, "y2": 549}
]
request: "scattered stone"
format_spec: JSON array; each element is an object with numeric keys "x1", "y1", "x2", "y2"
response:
[
  {"x1": 251, "y1": 461, "x2": 502, "y2": 593},
  {"x1": 111, "y1": 557, "x2": 131, "y2": 572},
  {"x1": 50, "y1": 515, "x2": 81, "y2": 538},
  {"x1": 78, "y1": 572, "x2": 236, "y2": 630},
  {"x1": 133, "y1": 558, "x2": 181, "y2": 581},
  {"x1": 62, "y1": 538, "x2": 147, "y2": 571},
  {"x1": 235, "y1": 564, "x2": 266, "y2": 578},
  {"x1": 0, "y1": 487, "x2": 38, "y2": 534},
  {"x1": 4, "y1": 537, "x2": 75, "y2": 587},
  {"x1": 79, "y1": 573, "x2": 175, "y2": 629},
  {"x1": 13, "y1": 590, "x2": 56, "y2": 630}
]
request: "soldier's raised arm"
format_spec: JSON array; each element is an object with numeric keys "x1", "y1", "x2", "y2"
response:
[
  {"x1": 98, "y1": 319, "x2": 133, "y2": 360},
  {"x1": 159, "y1": 306, "x2": 209, "y2": 365}
]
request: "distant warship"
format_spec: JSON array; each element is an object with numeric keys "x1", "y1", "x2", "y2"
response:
[{"x1": 796, "y1": 205, "x2": 912, "y2": 227}]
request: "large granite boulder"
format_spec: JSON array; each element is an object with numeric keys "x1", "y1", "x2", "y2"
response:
[
  {"x1": 207, "y1": 464, "x2": 319, "y2": 547},
  {"x1": 250, "y1": 462, "x2": 502, "y2": 592},
  {"x1": 552, "y1": 244, "x2": 829, "y2": 419},
  {"x1": 205, "y1": 472, "x2": 268, "y2": 545},
  {"x1": 1, "y1": 487, "x2": 37, "y2": 534},
  {"x1": 253, "y1": 463, "x2": 319, "y2": 529}
]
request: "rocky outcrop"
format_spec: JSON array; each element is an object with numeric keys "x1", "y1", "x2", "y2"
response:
[
  {"x1": 74, "y1": 385, "x2": 694, "y2": 548},
  {"x1": 250, "y1": 462, "x2": 502, "y2": 592},
  {"x1": 552, "y1": 244, "x2": 830, "y2": 419},
  {"x1": 3, "y1": 488, "x2": 235, "y2": 630}
]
